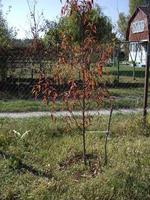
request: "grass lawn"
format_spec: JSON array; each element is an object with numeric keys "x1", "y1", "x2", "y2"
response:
[
  {"x1": 103, "y1": 64, "x2": 146, "y2": 82},
  {"x1": 0, "y1": 97, "x2": 146, "y2": 112},
  {"x1": 0, "y1": 114, "x2": 150, "y2": 199},
  {"x1": 0, "y1": 100, "x2": 50, "y2": 112},
  {"x1": 107, "y1": 64, "x2": 145, "y2": 77},
  {"x1": 0, "y1": 86, "x2": 149, "y2": 112},
  {"x1": 1, "y1": 64, "x2": 150, "y2": 112}
]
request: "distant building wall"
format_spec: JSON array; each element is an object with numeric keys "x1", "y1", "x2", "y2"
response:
[
  {"x1": 129, "y1": 42, "x2": 147, "y2": 66},
  {"x1": 126, "y1": 7, "x2": 150, "y2": 66}
]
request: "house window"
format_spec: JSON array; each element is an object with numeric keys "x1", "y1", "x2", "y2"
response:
[{"x1": 131, "y1": 20, "x2": 145, "y2": 33}]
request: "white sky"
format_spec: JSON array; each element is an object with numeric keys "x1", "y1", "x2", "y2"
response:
[{"x1": 2, "y1": 0, "x2": 129, "y2": 39}]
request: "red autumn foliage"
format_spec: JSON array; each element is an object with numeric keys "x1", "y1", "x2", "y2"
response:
[{"x1": 33, "y1": 0, "x2": 113, "y2": 165}]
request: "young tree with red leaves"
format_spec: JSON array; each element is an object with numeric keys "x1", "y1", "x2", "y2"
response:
[{"x1": 33, "y1": 0, "x2": 113, "y2": 165}]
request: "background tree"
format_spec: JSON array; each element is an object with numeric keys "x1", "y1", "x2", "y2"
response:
[
  {"x1": 90, "y1": 4, "x2": 113, "y2": 42},
  {"x1": 0, "y1": 0, "x2": 14, "y2": 47},
  {"x1": 26, "y1": 0, "x2": 48, "y2": 52},
  {"x1": 116, "y1": 11, "x2": 138, "y2": 80},
  {"x1": 44, "y1": 4, "x2": 114, "y2": 46},
  {"x1": 26, "y1": 0, "x2": 46, "y2": 39},
  {"x1": 117, "y1": 12, "x2": 130, "y2": 40},
  {"x1": 12, "y1": 38, "x2": 33, "y2": 47},
  {"x1": 64, "y1": 3, "x2": 114, "y2": 43},
  {"x1": 0, "y1": 0, "x2": 15, "y2": 81},
  {"x1": 129, "y1": 0, "x2": 150, "y2": 15},
  {"x1": 26, "y1": 0, "x2": 48, "y2": 69},
  {"x1": 43, "y1": 20, "x2": 62, "y2": 47}
]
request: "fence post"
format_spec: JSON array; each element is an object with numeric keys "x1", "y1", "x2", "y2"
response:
[
  {"x1": 143, "y1": 42, "x2": 150, "y2": 122},
  {"x1": 113, "y1": 48, "x2": 115, "y2": 68},
  {"x1": 117, "y1": 45, "x2": 120, "y2": 82}
]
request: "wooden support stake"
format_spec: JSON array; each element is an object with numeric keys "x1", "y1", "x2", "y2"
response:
[
  {"x1": 117, "y1": 45, "x2": 120, "y2": 82},
  {"x1": 143, "y1": 42, "x2": 150, "y2": 121}
]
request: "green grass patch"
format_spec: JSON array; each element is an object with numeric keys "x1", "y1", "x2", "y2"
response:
[
  {"x1": 1, "y1": 64, "x2": 150, "y2": 112},
  {"x1": 0, "y1": 86, "x2": 149, "y2": 113},
  {"x1": 0, "y1": 98, "x2": 145, "y2": 112},
  {"x1": 0, "y1": 114, "x2": 150, "y2": 199},
  {"x1": 0, "y1": 100, "x2": 50, "y2": 112},
  {"x1": 107, "y1": 64, "x2": 145, "y2": 77}
]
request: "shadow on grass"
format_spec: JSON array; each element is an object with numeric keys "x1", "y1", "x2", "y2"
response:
[
  {"x1": 0, "y1": 150, "x2": 53, "y2": 179},
  {"x1": 110, "y1": 70, "x2": 145, "y2": 78},
  {"x1": 107, "y1": 82, "x2": 144, "y2": 88}
]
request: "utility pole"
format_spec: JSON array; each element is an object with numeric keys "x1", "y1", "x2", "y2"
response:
[{"x1": 143, "y1": 42, "x2": 150, "y2": 123}]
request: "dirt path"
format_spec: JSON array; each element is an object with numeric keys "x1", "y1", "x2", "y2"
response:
[{"x1": 0, "y1": 108, "x2": 147, "y2": 118}]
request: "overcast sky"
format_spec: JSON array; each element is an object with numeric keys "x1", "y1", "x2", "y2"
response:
[{"x1": 2, "y1": 0, "x2": 129, "y2": 39}]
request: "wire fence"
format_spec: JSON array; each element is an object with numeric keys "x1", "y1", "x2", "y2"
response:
[{"x1": 0, "y1": 43, "x2": 150, "y2": 113}]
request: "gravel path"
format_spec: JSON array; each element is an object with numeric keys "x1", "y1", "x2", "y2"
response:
[{"x1": 0, "y1": 108, "x2": 147, "y2": 119}]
